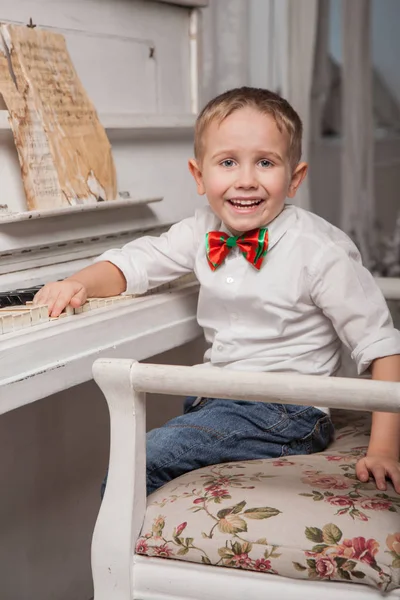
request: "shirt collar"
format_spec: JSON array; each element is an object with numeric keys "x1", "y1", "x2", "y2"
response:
[{"x1": 219, "y1": 204, "x2": 297, "y2": 251}]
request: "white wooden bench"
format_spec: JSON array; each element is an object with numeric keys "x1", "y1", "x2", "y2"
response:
[{"x1": 90, "y1": 359, "x2": 400, "y2": 600}]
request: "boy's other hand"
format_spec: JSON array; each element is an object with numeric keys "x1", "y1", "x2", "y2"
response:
[
  {"x1": 33, "y1": 279, "x2": 87, "y2": 317},
  {"x1": 356, "y1": 455, "x2": 400, "y2": 494}
]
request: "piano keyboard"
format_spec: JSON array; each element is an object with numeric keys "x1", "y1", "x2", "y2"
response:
[{"x1": 0, "y1": 274, "x2": 196, "y2": 335}]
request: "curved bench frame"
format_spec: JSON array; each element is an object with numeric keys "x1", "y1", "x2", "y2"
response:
[{"x1": 91, "y1": 359, "x2": 400, "y2": 600}]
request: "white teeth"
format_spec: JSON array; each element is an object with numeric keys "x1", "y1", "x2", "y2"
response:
[{"x1": 229, "y1": 199, "x2": 262, "y2": 207}]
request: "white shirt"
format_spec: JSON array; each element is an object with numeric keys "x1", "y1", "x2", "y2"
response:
[{"x1": 97, "y1": 204, "x2": 400, "y2": 382}]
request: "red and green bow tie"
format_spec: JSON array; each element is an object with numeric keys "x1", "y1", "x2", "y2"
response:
[{"x1": 205, "y1": 228, "x2": 269, "y2": 271}]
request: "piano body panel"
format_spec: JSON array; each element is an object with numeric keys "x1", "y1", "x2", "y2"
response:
[{"x1": 0, "y1": 283, "x2": 201, "y2": 415}]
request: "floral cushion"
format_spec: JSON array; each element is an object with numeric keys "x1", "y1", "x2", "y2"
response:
[{"x1": 137, "y1": 410, "x2": 400, "y2": 592}]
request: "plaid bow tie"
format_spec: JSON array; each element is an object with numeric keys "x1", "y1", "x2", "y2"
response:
[{"x1": 205, "y1": 228, "x2": 268, "y2": 271}]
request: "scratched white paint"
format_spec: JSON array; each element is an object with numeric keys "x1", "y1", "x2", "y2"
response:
[
  {"x1": 1, "y1": 24, "x2": 13, "y2": 51},
  {"x1": 86, "y1": 171, "x2": 107, "y2": 202}
]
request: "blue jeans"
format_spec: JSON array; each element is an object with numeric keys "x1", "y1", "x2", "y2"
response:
[{"x1": 101, "y1": 397, "x2": 334, "y2": 498}]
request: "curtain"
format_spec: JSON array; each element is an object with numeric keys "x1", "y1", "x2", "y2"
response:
[
  {"x1": 276, "y1": 0, "x2": 320, "y2": 210},
  {"x1": 310, "y1": 0, "x2": 332, "y2": 143},
  {"x1": 200, "y1": 0, "x2": 249, "y2": 106},
  {"x1": 341, "y1": 0, "x2": 374, "y2": 267}
]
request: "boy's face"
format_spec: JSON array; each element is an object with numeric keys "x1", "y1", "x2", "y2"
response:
[{"x1": 189, "y1": 107, "x2": 307, "y2": 234}]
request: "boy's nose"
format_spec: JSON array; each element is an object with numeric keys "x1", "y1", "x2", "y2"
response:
[{"x1": 235, "y1": 167, "x2": 258, "y2": 189}]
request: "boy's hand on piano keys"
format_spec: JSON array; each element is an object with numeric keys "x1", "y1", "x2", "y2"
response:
[{"x1": 33, "y1": 280, "x2": 88, "y2": 317}]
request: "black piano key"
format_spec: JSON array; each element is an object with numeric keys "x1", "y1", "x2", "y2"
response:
[
  {"x1": 0, "y1": 285, "x2": 44, "y2": 308},
  {"x1": 0, "y1": 295, "x2": 13, "y2": 308}
]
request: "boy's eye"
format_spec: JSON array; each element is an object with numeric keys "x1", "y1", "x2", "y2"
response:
[
  {"x1": 220, "y1": 159, "x2": 236, "y2": 168},
  {"x1": 258, "y1": 159, "x2": 273, "y2": 168}
]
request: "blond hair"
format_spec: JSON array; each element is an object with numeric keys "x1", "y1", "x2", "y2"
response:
[{"x1": 194, "y1": 87, "x2": 303, "y2": 168}]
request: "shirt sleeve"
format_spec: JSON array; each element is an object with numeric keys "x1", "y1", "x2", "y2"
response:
[
  {"x1": 308, "y1": 239, "x2": 400, "y2": 374},
  {"x1": 93, "y1": 212, "x2": 203, "y2": 295}
]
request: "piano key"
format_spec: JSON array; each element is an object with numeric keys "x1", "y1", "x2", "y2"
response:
[
  {"x1": 0, "y1": 314, "x2": 12, "y2": 333},
  {"x1": 0, "y1": 285, "x2": 43, "y2": 308},
  {"x1": 0, "y1": 295, "x2": 13, "y2": 308},
  {"x1": 0, "y1": 305, "x2": 42, "y2": 325},
  {"x1": 0, "y1": 306, "x2": 48, "y2": 331},
  {"x1": 12, "y1": 312, "x2": 32, "y2": 331},
  {"x1": 50, "y1": 313, "x2": 69, "y2": 321},
  {"x1": 0, "y1": 312, "x2": 32, "y2": 333},
  {"x1": 0, "y1": 274, "x2": 197, "y2": 335}
]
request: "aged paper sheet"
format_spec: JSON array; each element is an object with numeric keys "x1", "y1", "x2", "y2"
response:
[{"x1": 0, "y1": 24, "x2": 117, "y2": 211}]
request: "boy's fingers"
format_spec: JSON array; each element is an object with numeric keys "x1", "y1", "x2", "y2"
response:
[
  {"x1": 33, "y1": 289, "x2": 47, "y2": 305},
  {"x1": 388, "y1": 466, "x2": 400, "y2": 494},
  {"x1": 358, "y1": 458, "x2": 400, "y2": 494},
  {"x1": 34, "y1": 287, "x2": 56, "y2": 308},
  {"x1": 70, "y1": 289, "x2": 86, "y2": 308},
  {"x1": 50, "y1": 293, "x2": 71, "y2": 317},
  {"x1": 35, "y1": 292, "x2": 55, "y2": 314},
  {"x1": 371, "y1": 465, "x2": 387, "y2": 491},
  {"x1": 355, "y1": 459, "x2": 369, "y2": 482},
  {"x1": 32, "y1": 285, "x2": 85, "y2": 316}
]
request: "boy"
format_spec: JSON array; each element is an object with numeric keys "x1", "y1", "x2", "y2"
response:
[{"x1": 34, "y1": 87, "x2": 400, "y2": 496}]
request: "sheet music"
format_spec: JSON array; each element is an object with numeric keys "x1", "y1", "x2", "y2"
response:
[
  {"x1": 0, "y1": 28, "x2": 64, "y2": 209},
  {"x1": 0, "y1": 24, "x2": 117, "y2": 211}
]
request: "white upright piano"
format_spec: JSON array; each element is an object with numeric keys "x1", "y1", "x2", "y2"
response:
[
  {"x1": 0, "y1": 2, "x2": 206, "y2": 599},
  {"x1": 0, "y1": 0, "x2": 210, "y2": 412}
]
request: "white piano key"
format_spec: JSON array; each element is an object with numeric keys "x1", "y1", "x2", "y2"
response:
[
  {"x1": 1, "y1": 314, "x2": 14, "y2": 333},
  {"x1": 0, "y1": 308, "x2": 31, "y2": 331},
  {"x1": 88, "y1": 299, "x2": 99, "y2": 310},
  {"x1": 28, "y1": 306, "x2": 42, "y2": 325},
  {"x1": 50, "y1": 313, "x2": 68, "y2": 321},
  {"x1": 0, "y1": 306, "x2": 33, "y2": 313},
  {"x1": 23, "y1": 303, "x2": 73, "y2": 318},
  {"x1": 38, "y1": 306, "x2": 50, "y2": 323},
  {"x1": 111, "y1": 296, "x2": 125, "y2": 305},
  {"x1": 0, "y1": 305, "x2": 42, "y2": 326},
  {"x1": 12, "y1": 312, "x2": 31, "y2": 331}
]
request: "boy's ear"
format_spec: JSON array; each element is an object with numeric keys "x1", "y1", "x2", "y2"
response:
[
  {"x1": 287, "y1": 162, "x2": 308, "y2": 198},
  {"x1": 188, "y1": 158, "x2": 206, "y2": 195}
]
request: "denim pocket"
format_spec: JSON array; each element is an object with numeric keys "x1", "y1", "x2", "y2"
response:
[
  {"x1": 244, "y1": 401, "x2": 288, "y2": 433},
  {"x1": 310, "y1": 414, "x2": 335, "y2": 453},
  {"x1": 280, "y1": 412, "x2": 334, "y2": 456},
  {"x1": 183, "y1": 396, "x2": 211, "y2": 413}
]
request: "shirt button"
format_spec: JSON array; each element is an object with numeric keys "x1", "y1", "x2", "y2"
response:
[
  {"x1": 217, "y1": 344, "x2": 224, "y2": 352},
  {"x1": 226, "y1": 277, "x2": 234, "y2": 284}
]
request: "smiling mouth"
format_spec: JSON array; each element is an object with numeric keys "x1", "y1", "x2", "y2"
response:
[{"x1": 228, "y1": 198, "x2": 265, "y2": 208}]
